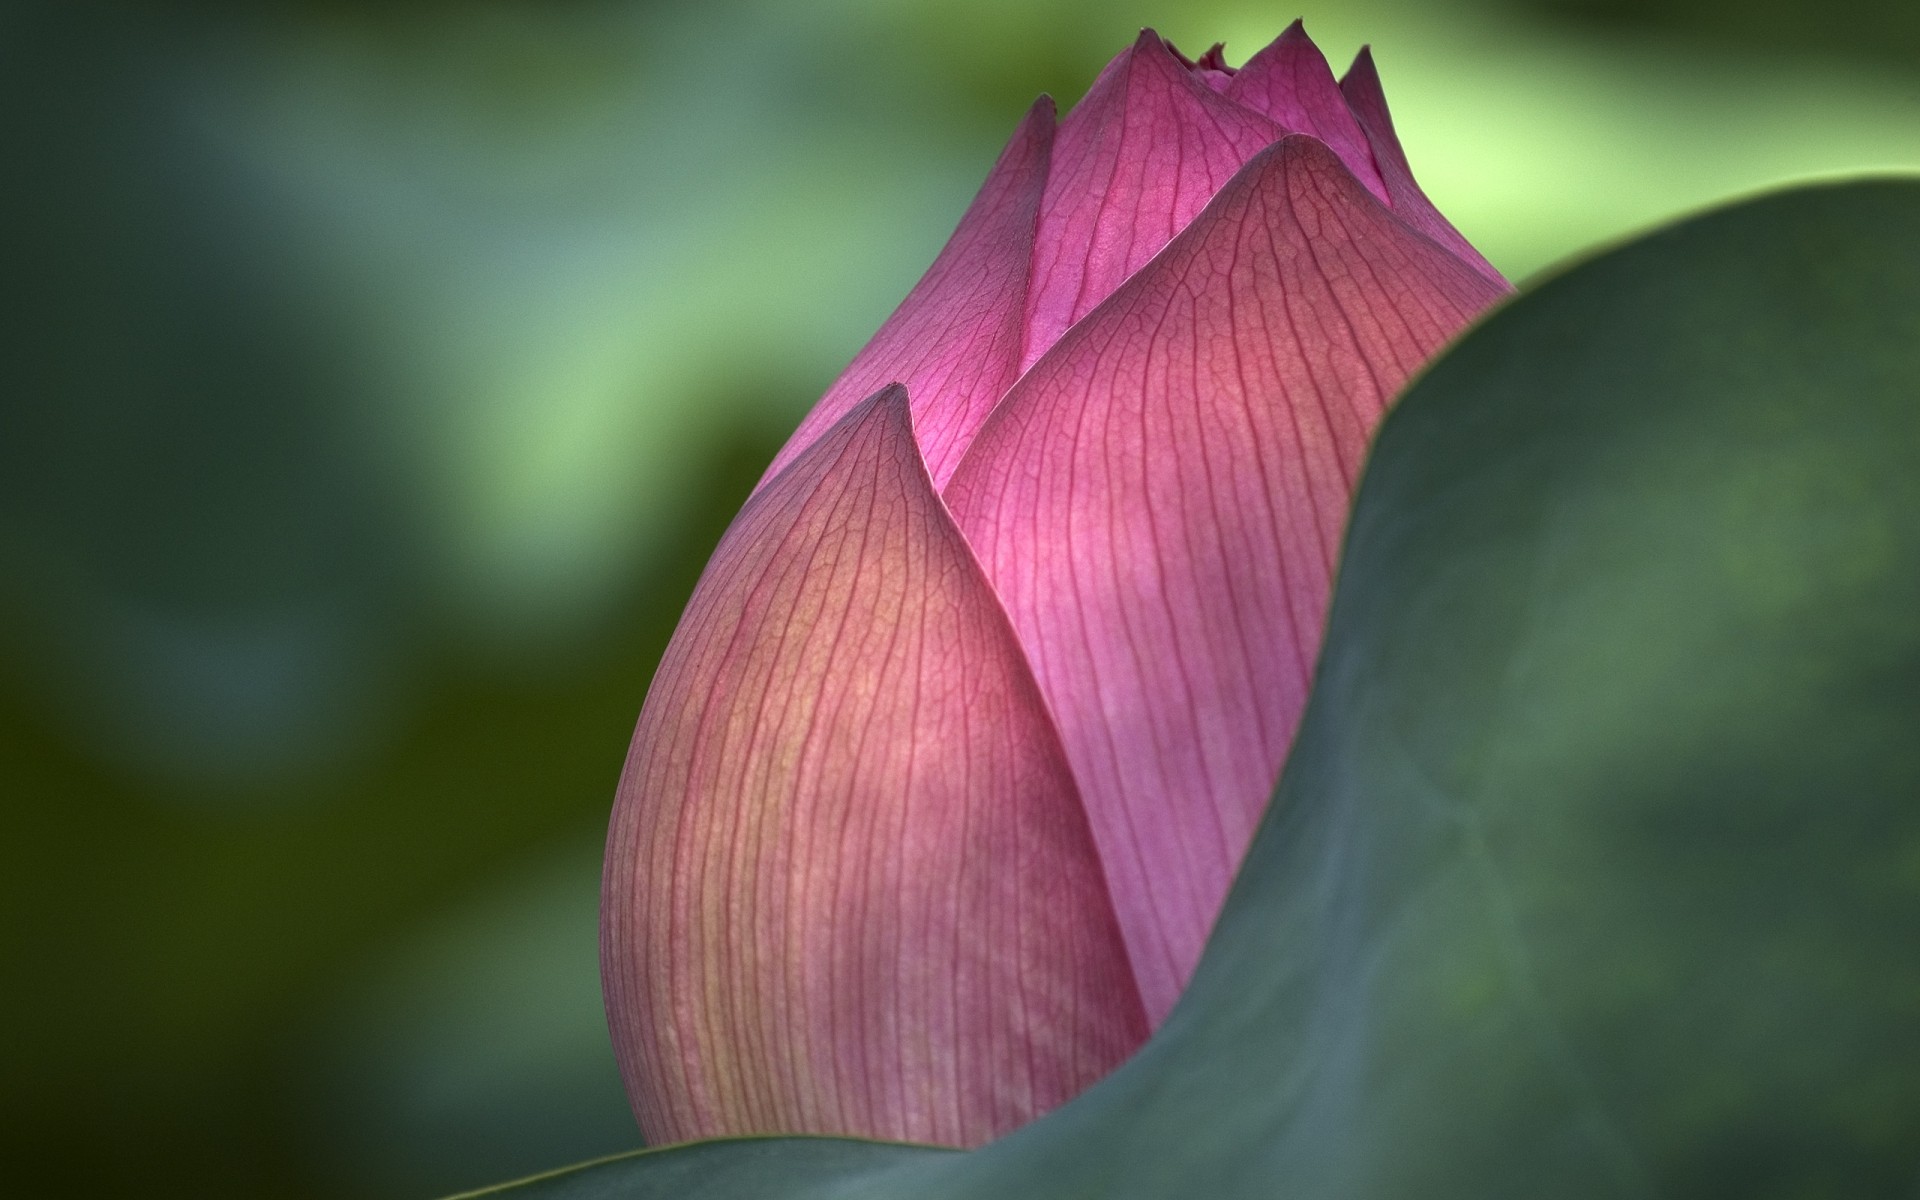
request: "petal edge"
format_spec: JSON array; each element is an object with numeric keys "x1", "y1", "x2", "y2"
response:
[
  {"x1": 758, "y1": 100, "x2": 1055, "y2": 492},
  {"x1": 606, "y1": 386, "x2": 1146, "y2": 1147},
  {"x1": 1020, "y1": 30, "x2": 1285, "y2": 372},
  {"x1": 1338, "y1": 47, "x2": 1507, "y2": 285},
  {"x1": 945, "y1": 136, "x2": 1509, "y2": 1024}
]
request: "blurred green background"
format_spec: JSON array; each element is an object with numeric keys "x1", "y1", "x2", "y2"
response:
[{"x1": 1, "y1": 1, "x2": 1915, "y2": 1196}]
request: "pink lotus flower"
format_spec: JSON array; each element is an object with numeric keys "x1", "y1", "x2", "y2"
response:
[{"x1": 603, "y1": 22, "x2": 1510, "y2": 1149}]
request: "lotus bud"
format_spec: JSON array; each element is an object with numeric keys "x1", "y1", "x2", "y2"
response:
[{"x1": 603, "y1": 21, "x2": 1510, "y2": 1148}]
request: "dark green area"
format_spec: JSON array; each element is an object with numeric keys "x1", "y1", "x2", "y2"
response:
[
  {"x1": 480, "y1": 179, "x2": 1920, "y2": 1197},
  {"x1": 1508, "y1": 0, "x2": 1920, "y2": 75},
  {"x1": 450, "y1": 1140, "x2": 950, "y2": 1200},
  {"x1": 0, "y1": 424, "x2": 774, "y2": 1198}
]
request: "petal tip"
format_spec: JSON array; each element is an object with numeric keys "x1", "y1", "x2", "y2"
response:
[
  {"x1": 849, "y1": 381, "x2": 919, "y2": 455},
  {"x1": 1341, "y1": 44, "x2": 1381, "y2": 89},
  {"x1": 1195, "y1": 42, "x2": 1231, "y2": 71}
]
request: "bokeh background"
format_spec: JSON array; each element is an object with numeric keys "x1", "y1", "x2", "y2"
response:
[{"x1": 2, "y1": 0, "x2": 1916, "y2": 1196}]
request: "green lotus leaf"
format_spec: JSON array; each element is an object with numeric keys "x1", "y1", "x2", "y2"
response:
[{"x1": 465, "y1": 178, "x2": 1920, "y2": 1198}]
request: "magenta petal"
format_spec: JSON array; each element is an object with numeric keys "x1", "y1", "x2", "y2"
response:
[
  {"x1": 1223, "y1": 20, "x2": 1388, "y2": 203},
  {"x1": 1171, "y1": 39, "x2": 1234, "y2": 92},
  {"x1": 1019, "y1": 30, "x2": 1283, "y2": 372},
  {"x1": 604, "y1": 386, "x2": 1146, "y2": 1147},
  {"x1": 757, "y1": 101, "x2": 1054, "y2": 492},
  {"x1": 944, "y1": 137, "x2": 1509, "y2": 1025},
  {"x1": 1339, "y1": 47, "x2": 1506, "y2": 285}
]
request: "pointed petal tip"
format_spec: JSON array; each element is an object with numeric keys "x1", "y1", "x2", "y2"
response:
[
  {"x1": 1342, "y1": 44, "x2": 1380, "y2": 88},
  {"x1": 610, "y1": 367, "x2": 1145, "y2": 1146},
  {"x1": 1245, "y1": 17, "x2": 1327, "y2": 64},
  {"x1": 1136, "y1": 27, "x2": 1178, "y2": 65},
  {"x1": 865, "y1": 380, "x2": 913, "y2": 432},
  {"x1": 1009, "y1": 93, "x2": 1059, "y2": 146},
  {"x1": 1223, "y1": 20, "x2": 1387, "y2": 202},
  {"x1": 1153, "y1": 31, "x2": 1235, "y2": 78},
  {"x1": 1330, "y1": 42, "x2": 1508, "y2": 286},
  {"x1": 1138, "y1": 27, "x2": 1213, "y2": 73},
  {"x1": 1260, "y1": 17, "x2": 1314, "y2": 58},
  {"x1": 1157, "y1": 31, "x2": 1223, "y2": 73},
  {"x1": 755, "y1": 91, "x2": 1054, "y2": 491}
]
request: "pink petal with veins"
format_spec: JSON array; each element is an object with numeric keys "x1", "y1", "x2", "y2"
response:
[
  {"x1": 757, "y1": 100, "x2": 1054, "y2": 492},
  {"x1": 1339, "y1": 47, "x2": 1506, "y2": 285},
  {"x1": 1168, "y1": 39, "x2": 1236, "y2": 93},
  {"x1": 605, "y1": 386, "x2": 1146, "y2": 1147},
  {"x1": 1224, "y1": 20, "x2": 1388, "y2": 203},
  {"x1": 944, "y1": 137, "x2": 1510, "y2": 1024},
  {"x1": 1019, "y1": 30, "x2": 1283, "y2": 372}
]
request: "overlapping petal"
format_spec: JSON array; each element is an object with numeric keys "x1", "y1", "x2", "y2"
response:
[
  {"x1": 1224, "y1": 20, "x2": 1387, "y2": 203},
  {"x1": 1019, "y1": 31, "x2": 1285, "y2": 371},
  {"x1": 943, "y1": 136, "x2": 1511, "y2": 1023},
  {"x1": 1338, "y1": 47, "x2": 1505, "y2": 284},
  {"x1": 605, "y1": 386, "x2": 1146, "y2": 1147},
  {"x1": 1176, "y1": 42, "x2": 1236, "y2": 93},
  {"x1": 609, "y1": 21, "x2": 1516, "y2": 1146},
  {"x1": 757, "y1": 101, "x2": 1055, "y2": 491}
]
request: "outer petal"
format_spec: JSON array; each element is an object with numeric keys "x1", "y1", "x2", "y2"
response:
[
  {"x1": 604, "y1": 386, "x2": 1146, "y2": 1147},
  {"x1": 757, "y1": 101, "x2": 1054, "y2": 491},
  {"x1": 1019, "y1": 30, "x2": 1283, "y2": 372},
  {"x1": 943, "y1": 137, "x2": 1510, "y2": 1024},
  {"x1": 1223, "y1": 20, "x2": 1388, "y2": 203},
  {"x1": 1339, "y1": 47, "x2": 1506, "y2": 285}
]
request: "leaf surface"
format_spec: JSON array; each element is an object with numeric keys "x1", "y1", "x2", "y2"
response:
[{"x1": 521, "y1": 179, "x2": 1920, "y2": 1197}]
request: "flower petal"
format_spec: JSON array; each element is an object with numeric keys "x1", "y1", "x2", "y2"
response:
[
  {"x1": 1020, "y1": 29, "x2": 1283, "y2": 372},
  {"x1": 1223, "y1": 20, "x2": 1388, "y2": 203},
  {"x1": 1167, "y1": 39, "x2": 1235, "y2": 93},
  {"x1": 605, "y1": 386, "x2": 1146, "y2": 1147},
  {"x1": 757, "y1": 100, "x2": 1055, "y2": 492},
  {"x1": 1339, "y1": 46, "x2": 1506, "y2": 285},
  {"x1": 943, "y1": 137, "x2": 1510, "y2": 1024}
]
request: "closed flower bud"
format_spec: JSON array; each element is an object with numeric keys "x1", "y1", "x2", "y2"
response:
[{"x1": 603, "y1": 21, "x2": 1510, "y2": 1149}]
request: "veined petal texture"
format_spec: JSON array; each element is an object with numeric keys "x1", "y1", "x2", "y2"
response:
[
  {"x1": 1338, "y1": 47, "x2": 1505, "y2": 284},
  {"x1": 944, "y1": 137, "x2": 1510, "y2": 1024},
  {"x1": 1224, "y1": 20, "x2": 1387, "y2": 203},
  {"x1": 605, "y1": 387, "x2": 1146, "y2": 1147},
  {"x1": 758, "y1": 101, "x2": 1054, "y2": 492},
  {"x1": 1019, "y1": 30, "x2": 1283, "y2": 372}
]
